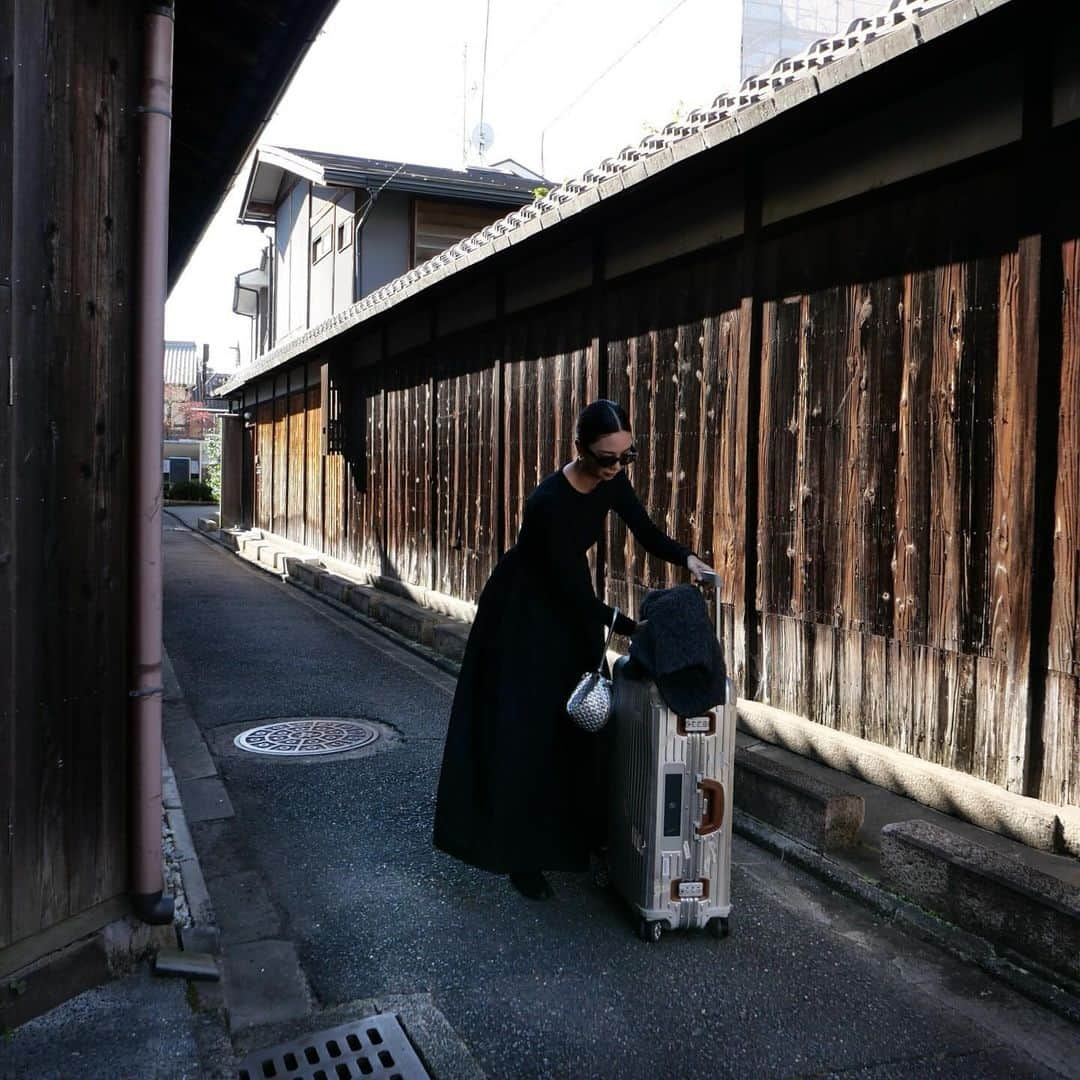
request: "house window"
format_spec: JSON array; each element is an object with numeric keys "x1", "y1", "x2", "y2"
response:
[
  {"x1": 412, "y1": 199, "x2": 509, "y2": 268},
  {"x1": 311, "y1": 224, "x2": 332, "y2": 264},
  {"x1": 337, "y1": 220, "x2": 352, "y2": 252}
]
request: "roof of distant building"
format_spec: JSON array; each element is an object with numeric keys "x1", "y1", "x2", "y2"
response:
[
  {"x1": 221, "y1": 0, "x2": 982, "y2": 396},
  {"x1": 164, "y1": 341, "x2": 201, "y2": 388},
  {"x1": 238, "y1": 146, "x2": 546, "y2": 225}
]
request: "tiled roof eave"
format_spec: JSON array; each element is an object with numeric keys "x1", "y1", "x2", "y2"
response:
[{"x1": 218, "y1": 0, "x2": 983, "y2": 398}]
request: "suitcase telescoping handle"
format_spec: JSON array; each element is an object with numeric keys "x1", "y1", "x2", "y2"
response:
[
  {"x1": 696, "y1": 778, "x2": 725, "y2": 837},
  {"x1": 697, "y1": 568, "x2": 723, "y2": 641}
]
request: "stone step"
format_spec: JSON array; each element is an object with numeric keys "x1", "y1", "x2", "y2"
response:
[
  {"x1": 881, "y1": 819, "x2": 1080, "y2": 983},
  {"x1": 734, "y1": 746, "x2": 865, "y2": 851}
]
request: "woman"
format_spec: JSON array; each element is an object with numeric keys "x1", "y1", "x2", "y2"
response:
[{"x1": 433, "y1": 399, "x2": 714, "y2": 899}]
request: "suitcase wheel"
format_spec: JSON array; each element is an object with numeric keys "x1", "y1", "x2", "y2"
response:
[
  {"x1": 707, "y1": 916, "x2": 730, "y2": 940},
  {"x1": 638, "y1": 918, "x2": 663, "y2": 944}
]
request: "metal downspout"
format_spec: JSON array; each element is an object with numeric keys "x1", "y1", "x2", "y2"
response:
[{"x1": 130, "y1": 3, "x2": 176, "y2": 925}]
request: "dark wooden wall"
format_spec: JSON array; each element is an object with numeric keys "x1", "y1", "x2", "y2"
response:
[
  {"x1": 240, "y1": 121, "x2": 1080, "y2": 812},
  {"x1": 1, "y1": 2, "x2": 141, "y2": 961}
]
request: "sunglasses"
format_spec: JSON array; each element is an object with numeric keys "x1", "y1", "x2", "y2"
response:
[{"x1": 585, "y1": 445, "x2": 638, "y2": 468}]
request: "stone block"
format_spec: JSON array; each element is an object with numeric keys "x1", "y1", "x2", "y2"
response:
[
  {"x1": 371, "y1": 592, "x2": 436, "y2": 643},
  {"x1": 373, "y1": 575, "x2": 428, "y2": 606},
  {"x1": 316, "y1": 572, "x2": 353, "y2": 603},
  {"x1": 198, "y1": 516, "x2": 219, "y2": 532},
  {"x1": 881, "y1": 820, "x2": 1080, "y2": 981},
  {"x1": 737, "y1": 700, "x2": 1064, "y2": 852},
  {"x1": 287, "y1": 560, "x2": 323, "y2": 588},
  {"x1": 222, "y1": 940, "x2": 311, "y2": 1031},
  {"x1": 178, "y1": 777, "x2": 235, "y2": 824},
  {"x1": 432, "y1": 621, "x2": 470, "y2": 663},
  {"x1": 346, "y1": 584, "x2": 379, "y2": 616},
  {"x1": 734, "y1": 748, "x2": 864, "y2": 850}
]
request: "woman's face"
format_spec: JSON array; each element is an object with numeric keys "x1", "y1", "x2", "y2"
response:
[{"x1": 579, "y1": 430, "x2": 634, "y2": 482}]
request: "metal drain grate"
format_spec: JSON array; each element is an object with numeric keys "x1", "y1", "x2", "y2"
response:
[
  {"x1": 237, "y1": 1014, "x2": 430, "y2": 1080},
  {"x1": 233, "y1": 718, "x2": 380, "y2": 757}
]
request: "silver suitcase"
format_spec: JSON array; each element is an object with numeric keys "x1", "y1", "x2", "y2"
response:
[{"x1": 607, "y1": 574, "x2": 735, "y2": 943}]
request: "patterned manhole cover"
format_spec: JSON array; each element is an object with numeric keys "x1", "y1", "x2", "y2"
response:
[{"x1": 233, "y1": 718, "x2": 380, "y2": 757}]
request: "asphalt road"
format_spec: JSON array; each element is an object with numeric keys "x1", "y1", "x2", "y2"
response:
[{"x1": 163, "y1": 523, "x2": 1079, "y2": 1080}]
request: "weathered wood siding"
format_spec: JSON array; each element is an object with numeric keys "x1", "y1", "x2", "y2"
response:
[
  {"x1": 754, "y1": 170, "x2": 1021, "y2": 787},
  {"x1": 304, "y1": 381, "x2": 323, "y2": 550},
  {"x1": 1044, "y1": 225, "x2": 1080, "y2": 806},
  {"x1": 235, "y1": 62, "x2": 1080, "y2": 812},
  {"x1": 435, "y1": 334, "x2": 499, "y2": 602},
  {"x1": 385, "y1": 356, "x2": 434, "y2": 588},
  {"x1": 346, "y1": 369, "x2": 385, "y2": 576},
  {"x1": 287, "y1": 390, "x2": 305, "y2": 540},
  {"x1": 255, "y1": 400, "x2": 274, "y2": 532},
  {"x1": 504, "y1": 298, "x2": 598, "y2": 547},
  {"x1": 605, "y1": 257, "x2": 749, "y2": 681},
  {"x1": 2, "y1": 1, "x2": 140, "y2": 958}
]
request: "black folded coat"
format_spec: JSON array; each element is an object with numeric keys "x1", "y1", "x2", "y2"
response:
[{"x1": 628, "y1": 584, "x2": 727, "y2": 717}]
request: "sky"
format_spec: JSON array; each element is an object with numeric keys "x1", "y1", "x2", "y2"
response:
[{"x1": 164, "y1": 0, "x2": 744, "y2": 369}]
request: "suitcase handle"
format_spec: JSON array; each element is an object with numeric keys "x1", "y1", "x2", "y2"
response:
[
  {"x1": 697, "y1": 569, "x2": 723, "y2": 644},
  {"x1": 696, "y1": 778, "x2": 725, "y2": 837}
]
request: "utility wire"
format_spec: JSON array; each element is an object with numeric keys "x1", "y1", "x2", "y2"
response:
[
  {"x1": 539, "y1": 0, "x2": 694, "y2": 175},
  {"x1": 488, "y1": 0, "x2": 574, "y2": 79}
]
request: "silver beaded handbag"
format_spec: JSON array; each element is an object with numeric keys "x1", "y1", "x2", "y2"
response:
[{"x1": 566, "y1": 609, "x2": 620, "y2": 733}]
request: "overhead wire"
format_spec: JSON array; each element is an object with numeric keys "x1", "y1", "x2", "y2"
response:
[{"x1": 539, "y1": 0, "x2": 695, "y2": 175}]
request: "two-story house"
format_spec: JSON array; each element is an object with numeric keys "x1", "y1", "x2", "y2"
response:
[{"x1": 232, "y1": 146, "x2": 545, "y2": 361}]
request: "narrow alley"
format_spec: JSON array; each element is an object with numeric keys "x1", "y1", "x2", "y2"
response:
[{"x1": 161, "y1": 520, "x2": 1077, "y2": 1079}]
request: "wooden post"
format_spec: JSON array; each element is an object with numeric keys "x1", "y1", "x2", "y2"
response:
[
  {"x1": 495, "y1": 273, "x2": 507, "y2": 556},
  {"x1": 428, "y1": 307, "x2": 438, "y2": 592},
  {"x1": 592, "y1": 230, "x2": 609, "y2": 602},
  {"x1": 739, "y1": 161, "x2": 765, "y2": 700},
  {"x1": 302, "y1": 362, "x2": 309, "y2": 547},
  {"x1": 381, "y1": 324, "x2": 389, "y2": 571},
  {"x1": 1005, "y1": 29, "x2": 1060, "y2": 796}
]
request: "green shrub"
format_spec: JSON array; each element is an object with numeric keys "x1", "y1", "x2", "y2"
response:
[{"x1": 167, "y1": 480, "x2": 215, "y2": 502}]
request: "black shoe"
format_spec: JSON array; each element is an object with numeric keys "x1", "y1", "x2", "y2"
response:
[{"x1": 509, "y1": 871, "x2": 554, "y2": 900}]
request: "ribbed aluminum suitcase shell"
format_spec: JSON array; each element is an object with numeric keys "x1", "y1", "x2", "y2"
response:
[{"x1": 607, "y1": 622, "x2": 735, "y2": 938}]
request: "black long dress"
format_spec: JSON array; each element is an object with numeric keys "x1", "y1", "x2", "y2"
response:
[{"x1": 433, "y1": 467, "x2": 691, "y2": 874}]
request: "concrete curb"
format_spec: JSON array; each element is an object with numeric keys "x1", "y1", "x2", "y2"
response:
[
  {"x1": 734, "y1": 746, "x2": 864, "y2": 851},
  {"x1": 173, "y1": 515, "x2": 466, "y2": 677},
  {"x1": 738, "y1": 700, "x2": 1078, "y2": 856},
  {"x1": 732, "y1": 810, "x2": 1080, "y2": 1027},
  {"x1": 220, "y1": 526, "x2": 473, "y2": 668},
  {"x1": 881, "y1": 819, "x2": 1080, "y2": 983}
]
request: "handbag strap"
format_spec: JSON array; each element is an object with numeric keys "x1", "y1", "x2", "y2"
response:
[{"x1": 594, "y1": 608, "x2": 619, "y2": 674}]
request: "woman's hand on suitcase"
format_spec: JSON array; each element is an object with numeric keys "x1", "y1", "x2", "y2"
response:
[{"x1": 686, "y1": 554, "x2": 715, "y2": 583}]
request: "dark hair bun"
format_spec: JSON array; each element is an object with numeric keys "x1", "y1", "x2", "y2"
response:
[{"x1": 576, "y1": 399, "x2": 631, "y2": 447}]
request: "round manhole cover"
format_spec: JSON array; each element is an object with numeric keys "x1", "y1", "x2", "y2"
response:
[{"x1": 233, "y1": 718, "x2": 380, "y2": 757}]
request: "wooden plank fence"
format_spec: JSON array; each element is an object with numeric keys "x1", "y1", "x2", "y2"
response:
[{"x1": 235, "y1": 114, "x2": 1080, "y2": 816}]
